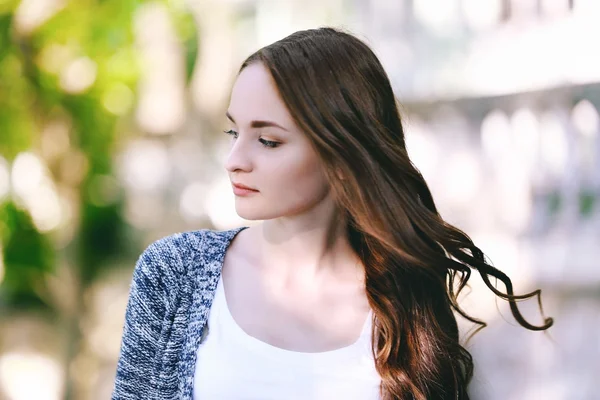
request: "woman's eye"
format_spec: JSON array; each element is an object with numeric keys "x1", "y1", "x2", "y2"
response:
[
  {"x1": 224, "y1": 129, "x2": 279, "y2": 148},
  {"x1": 259, "y1": 138, "x2": 280, "y2": 148}
]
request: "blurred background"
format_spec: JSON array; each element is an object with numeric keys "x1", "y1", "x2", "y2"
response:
[{"x1": 0, "y1": 0, "x2": 598, "y2": 399}]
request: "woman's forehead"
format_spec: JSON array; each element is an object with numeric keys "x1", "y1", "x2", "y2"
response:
[{"x1": 229, "y1": 64, "x2": 294, "y2": 126}]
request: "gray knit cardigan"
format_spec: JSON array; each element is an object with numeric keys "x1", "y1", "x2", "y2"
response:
[{"x1": 111, "y1": 226, "x2": 248, "y2": 400}]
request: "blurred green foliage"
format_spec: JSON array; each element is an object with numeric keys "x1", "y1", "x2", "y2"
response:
[
  {"x1": 1, "y1": 0, "x2": 197, "y2": 312},
  {"x1": 1, "y1": 0, "x2": 137, "y2": 313},
  {"x1": 0, "y1": 0, "x2": 197, "y2": 397},
  {"x1": 1, "y1": 202, "x2": 55, "y2": 312},
  {"x1": 0, "y1": 8, "x2": 197, "y2": 399}
]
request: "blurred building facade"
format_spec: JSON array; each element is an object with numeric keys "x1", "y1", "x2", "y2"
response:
[{"x1": 361, "y1": 1, "x2": 600, "y2": 398}]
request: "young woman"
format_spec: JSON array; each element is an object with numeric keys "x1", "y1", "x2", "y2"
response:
[{"x1": 112, "y1": 27, "x2": 553, "y2": 400}]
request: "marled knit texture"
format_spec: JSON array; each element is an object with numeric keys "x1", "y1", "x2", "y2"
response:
[{"x1": 111, "y1": 226, "x2": 248, "y2": 400}]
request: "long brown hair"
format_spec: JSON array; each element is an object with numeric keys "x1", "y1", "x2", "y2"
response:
[{"x1": 240, "y1": 27, "x2": 553, "y2": 400}]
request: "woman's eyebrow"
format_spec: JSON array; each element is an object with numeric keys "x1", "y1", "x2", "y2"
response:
[{"x1": 226, "y1": 111, "x2": 289, "y2": 132}]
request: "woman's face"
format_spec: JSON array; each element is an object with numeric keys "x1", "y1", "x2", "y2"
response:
[{"x1": 224, "y1": 62, "x2": 330, "y2": 221}]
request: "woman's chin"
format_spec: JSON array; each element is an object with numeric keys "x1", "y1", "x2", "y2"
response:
[{"x1": 234, "y1": 205, "x2": 270, "y2": 221}]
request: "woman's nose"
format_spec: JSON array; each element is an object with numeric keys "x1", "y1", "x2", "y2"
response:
[{"x1": 224, "y1": 138, "x2": 253, "y2": 173}]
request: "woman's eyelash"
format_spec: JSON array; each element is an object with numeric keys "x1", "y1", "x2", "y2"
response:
[
  {"x1": 223, "y1": 129, "x2": 280, "y2": 148},
  {"x1": 259, "y1": 138, "x2": 279, "y2": 148}
]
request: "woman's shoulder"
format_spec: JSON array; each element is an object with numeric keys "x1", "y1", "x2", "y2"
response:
[{"x1": 136, "y1": 226, "x2": 248, "y2": 278}]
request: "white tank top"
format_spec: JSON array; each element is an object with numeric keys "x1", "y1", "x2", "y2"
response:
[{"x1": 193, "y1": 275, "x2": 382, "y2": 399}]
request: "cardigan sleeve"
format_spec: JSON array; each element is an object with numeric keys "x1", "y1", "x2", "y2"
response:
[{"x1": 111, "y1": 236, "x2": 180, "y2": 400}]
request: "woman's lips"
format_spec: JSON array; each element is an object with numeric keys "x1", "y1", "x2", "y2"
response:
[{"x1": 232, "y1": 183, "x2": 259, "y2": 196}]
